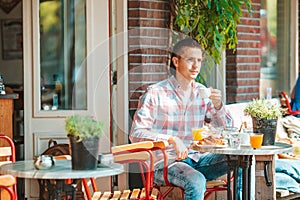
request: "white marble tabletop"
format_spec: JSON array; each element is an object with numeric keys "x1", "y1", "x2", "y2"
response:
[
  {"x1": 0, "y1": 160, "x2": 124, "y2": 179},
  {"x1": 190, "y1": 142, "x2": 293, "y2": 155}
]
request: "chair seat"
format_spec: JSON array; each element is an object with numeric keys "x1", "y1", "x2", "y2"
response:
[
  {"x1": 113, "y1": 152, "x2": 150, "y2": 163},
  {"x1": 206, "y1": 180, "x2": 227, "y2": 188},
  {"x1": 91, "y1": 188, "x2": 159, "y2": 200},
  {"x1": 276, "y1": 190, "x2": 300, "y2": 200},
  {"x1": 0, "y1": 175, "x2": 16, "y2": 187}
]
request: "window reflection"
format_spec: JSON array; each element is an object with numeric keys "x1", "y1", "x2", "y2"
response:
[{"x1": 39, "y1": 0, "x2": 87, "y2": 110}]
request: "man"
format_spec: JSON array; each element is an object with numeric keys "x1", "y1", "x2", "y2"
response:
[{"x1": 130, "y1": 38, "x2": 233, "y2": 199}]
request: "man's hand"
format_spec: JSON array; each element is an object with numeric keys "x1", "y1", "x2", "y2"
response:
[
  {"x1": 168, "y1": 136, "x2": 188, "y2": 161},
  {"x1": 209, "y1": 88, "x2": 223, "y2": 110}
]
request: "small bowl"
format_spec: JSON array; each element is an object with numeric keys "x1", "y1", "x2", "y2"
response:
[{"x1": 34, "y1": 155, "x2": 56, "y2": 170}]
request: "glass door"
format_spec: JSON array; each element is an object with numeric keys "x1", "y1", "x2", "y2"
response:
[{"x1": 39, "y1": 0, "x2": 87, "y2": 112}]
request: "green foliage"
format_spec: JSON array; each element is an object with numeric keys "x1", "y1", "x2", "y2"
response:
[
  {"x1": 171, "y1": 0, "x2": 253, "y2": 63},
  {"x1": 244, "y1": 99, "x2": 284, "y2": 120},
  {"x1": 195, "y1": 73, "x2": 207, "y2": 87},
  {"x1": 40, "y1": 1, "x2": 61, "y2": 33},
  {"x1": 65, "y1": 114, "x2": 104, "y2": 142},
  {"x1": 195, "y1": 54, "x2": 215, "y2": 85}
]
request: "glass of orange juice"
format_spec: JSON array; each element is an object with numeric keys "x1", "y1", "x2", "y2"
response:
[
  {"x1": 192, "y1": 128, "x2": 204, "y2": 141},
  {"x1": 250, "y1": 133, "x2": 264, "y2": 149}
]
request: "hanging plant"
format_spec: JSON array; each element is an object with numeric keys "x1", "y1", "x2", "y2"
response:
[{"x1": 169, "y1": 0, "x2": 253, "y2": 64}]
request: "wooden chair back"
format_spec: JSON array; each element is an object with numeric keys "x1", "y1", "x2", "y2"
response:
[
  {"x1": 0, "y1": 134, "x2": 17, "y2": 200},
  {"x1": 0, "y1": 135, "x2": 15, "y2": 164}
]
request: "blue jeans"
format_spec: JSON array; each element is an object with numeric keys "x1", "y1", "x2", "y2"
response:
[{"x1": 154, "y1": 153, "x2": 228, "y2": 200}]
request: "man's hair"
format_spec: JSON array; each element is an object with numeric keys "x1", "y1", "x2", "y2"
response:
[{"x1": 170, "y1": 38, "x2": 202, "y2": 75}]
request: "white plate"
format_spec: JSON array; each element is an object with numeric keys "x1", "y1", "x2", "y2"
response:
[{"x1": 196, "y1": 144, "x2": 228, "y2": 148}]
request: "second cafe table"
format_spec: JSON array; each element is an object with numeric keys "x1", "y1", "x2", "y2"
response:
[{"x1": 191, "y1": 142, "x2": 293, "y2": 200}]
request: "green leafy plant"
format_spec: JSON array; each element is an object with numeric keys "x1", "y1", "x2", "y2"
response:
[
  {"x1": 244, "y1": 99, "x2": 284, "y2": 120},
  {"x1": 65, "y1": 114, "x2": 104, "y2": 142},
  {"x1": 169, "y1": 0, "x2": 253, "y2": 63}
]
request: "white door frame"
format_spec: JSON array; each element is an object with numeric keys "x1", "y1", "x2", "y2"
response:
[
  {"x1": 290, "y1": 0, "x2": 299, "y2": 87},
  {"x1": 111, "y1": 0, "x2": 129, "y2": 190},
  {"x1": 23, "y1": 0, "x2": 111, "y2": 198}
]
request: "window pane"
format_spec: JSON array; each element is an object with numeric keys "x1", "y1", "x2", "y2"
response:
[
  {"x1": 39, "y1": 0, "x2": 87, "y2": 110},
  {"x1": 260, "y1": 0, "x2": 290, "y2": 98}
]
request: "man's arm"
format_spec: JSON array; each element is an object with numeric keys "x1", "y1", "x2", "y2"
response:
[{"x1": 208, "y1": 88, "x2": 234, "y2": 127}]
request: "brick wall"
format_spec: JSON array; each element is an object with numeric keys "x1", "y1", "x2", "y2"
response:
[
  {"x1": 128, "y1": 0, "x2": 262, "y2": 107},
  {"x1": 226, "y1": 0, "x2": 261, "y2": 103},
  {"x1": 128, "y1": 0, "x2": 170, "y2": 113}
]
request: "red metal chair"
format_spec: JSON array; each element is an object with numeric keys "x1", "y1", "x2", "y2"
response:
[
  {"x1": 279, "y1": 91, "x2": 300, "y2": 116},
  {"x1": 0, "y1": 134, "x2": 17, "y2": 200},
  {"x1": 83, "y1": 141, "x2": 233, "y2": 199},
  {"x1": 115, "y1": 141, "x2": 232, "y2": 200},
  {"x1": 83, "y1": 141, "x2": 165, "y2": 200},
  {"x1": 154, "y1": 142, "x2": 233, "y2": 200}
]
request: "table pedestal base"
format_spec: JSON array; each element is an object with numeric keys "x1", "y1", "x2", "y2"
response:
[
  {"x1": 38, "y1": 179, "x2": 83, "y2": 200},
  {"x1": 227, "y1": 155, "x2": 253, "y2": 200},
  {"x1": 227, "y1": 155, "x2": 276, "y2": 200}
]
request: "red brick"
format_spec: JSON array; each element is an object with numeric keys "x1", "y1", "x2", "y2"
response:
[
  {"x1": 242, "y1": 10, "x2": 260, "y2": 19},
  {"x1": 129, "y1": 101, "x2": 140, "y2": 110},
  {"x1": 239, "y1": 18, "x2": 260, "y2": 26},
  {"x1": 128, "y1": 19, "x2": 140, "y2": 27},
  {"x1": 236, "y1": 41, "x2": 260, "y2": 48},
  {"x1": 227, "y1": 65, "x2": 260, "y2": 71},
  {"x1": 128, "y1": 55, "x2": 142, "y2": 63},
  {"x1": 238, "y1": 33, "x2": 260, "y2": 41},
  {"x1": 129, "y1": 65, "x2": 168, "y2": 73},
  {"x1": 237, "y1": 26, "x2": 259, "y2": 33},
  {"x1": 226, "y1": 79, "x2": 260, "y2": 86},
  {"x1": 128, "y1": 1, "x2": 140, "y2": 8},
  {"x1": 227, "y1": 87, "x2": 259, "y2": 94},
  {"x1": 129, "y1": 83, "x2": 151, "y2": 92}
]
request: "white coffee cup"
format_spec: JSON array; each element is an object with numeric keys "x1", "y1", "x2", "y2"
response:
[{"x1": 199, "y1": 87, "x2": 211, "y2": 98}]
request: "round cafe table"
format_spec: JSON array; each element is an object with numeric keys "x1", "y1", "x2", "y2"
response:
[
  {"x1": 191, "y1": 142, "x2": 293, "y2": 200},
  {"x1": 0, "y1": 159, "x2": 124, "y2": 199}
]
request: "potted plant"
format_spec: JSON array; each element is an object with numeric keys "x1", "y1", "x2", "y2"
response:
[
  {"x1": 244, "y1": 99, "x2": 284, "y2": 145},
  {"x1": 65, "y1": 114, "x2": 104, "y2": 170}
]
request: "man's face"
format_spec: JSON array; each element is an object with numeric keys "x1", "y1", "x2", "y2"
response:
[{"x1": 172, "y1": 47, "x2": 203, "y2": 81}]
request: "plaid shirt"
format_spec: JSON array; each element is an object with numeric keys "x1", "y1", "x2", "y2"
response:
[{"x1": 130, "y1": 76, "x2": 233, "y2": 165}]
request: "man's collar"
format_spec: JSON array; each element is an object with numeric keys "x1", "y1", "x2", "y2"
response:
[{"x1": 169, "y1": 75, "x2": 195, "y2": 90}]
